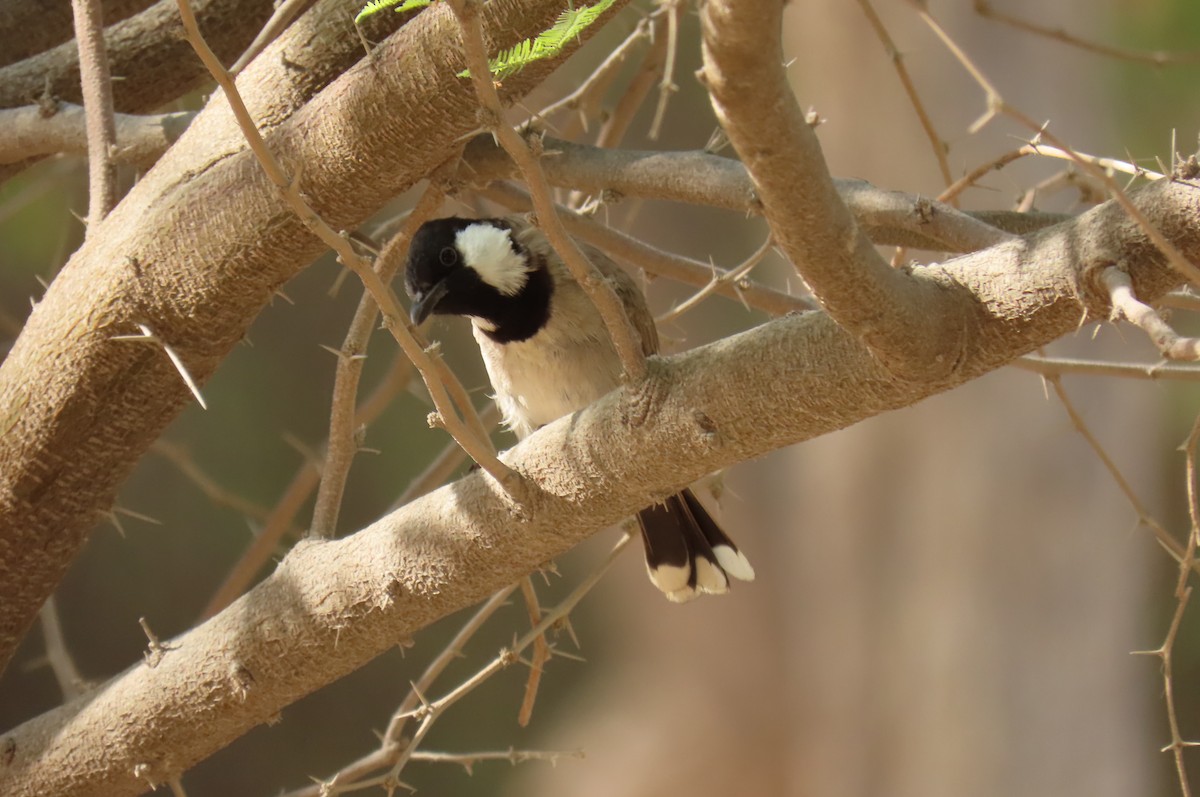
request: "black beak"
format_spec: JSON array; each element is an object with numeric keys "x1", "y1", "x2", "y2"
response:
[{"x1": 409, "y1": 279, "x2": 450, "y2": 325}]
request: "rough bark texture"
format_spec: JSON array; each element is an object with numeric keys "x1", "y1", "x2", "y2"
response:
[
  {"x1": 0, "y1": 0, "x2": 626, "y2": 674},
  {"x1": 0, "y1": 0, "x2": 156, "y2": 68},
  {"x1": 0, "y1": 176, "x2": 1196, "y2": 797}
]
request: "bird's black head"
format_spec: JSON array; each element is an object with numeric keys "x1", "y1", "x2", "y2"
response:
[{"x1": 404, "y1": 217, "x2": 553, "y2": 343}]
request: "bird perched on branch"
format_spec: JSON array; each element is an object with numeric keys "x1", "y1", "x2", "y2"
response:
[{"x1": 405, "y1": 215, "x2": 754, "y2": 601}]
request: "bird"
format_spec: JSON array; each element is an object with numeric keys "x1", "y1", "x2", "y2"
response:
[{"x1": 404, "y1": 215, "x2": 754, "y2": 601}]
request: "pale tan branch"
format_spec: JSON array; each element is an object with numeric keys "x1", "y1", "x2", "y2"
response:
[
  {"x1": 855, "y1": 0, "x2": 953, "y2": 191},
  {"x1": 517, "y1": 576, "x2": 550, "y2": 727},
  {"x1": 913, "y1": 2, "x2": 1200, "y2": 288},
  {"x1": 974, "y1": 0, "x2": 1200, "y2": 66},
  {"x1": 1013, "y1": 355, "x2": 1200, "y2": 382},
  {"x1": 463, "y1": 136, "x2": 1055, "y2": 251},
  {"x1": 310, "y1": 181, "x2": 448, "y2": 539},
  {"x1": 0, "y1": 0, "x2": 622, "y2": 677},
  {"x1": 478, "y1": 181, "x2": 813, "y2": 317},
  {"x1": 1102, "y1": 266, "x2": 1200, "y2": 361},
  {"x1": 593, "y1": 13, "x2": 667, "y2": 150},
  {"x1": 71, "y1": 0, "x2": 119, "y2": 229},
  {"x1": 0, "y1": 103, "x2": 194, "y2": 167},
  {"x1": 37, "y1": 596, "x2": 89, "y2": 701}
]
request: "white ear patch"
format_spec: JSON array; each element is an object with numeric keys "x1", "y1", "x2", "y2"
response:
[{"x1": 455, "y1": 224, "x2": 530, "y2": 296}]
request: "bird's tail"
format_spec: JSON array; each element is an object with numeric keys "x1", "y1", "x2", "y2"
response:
[{"x1": 636, "y1": 489, "x2": 755, "y2": 602}]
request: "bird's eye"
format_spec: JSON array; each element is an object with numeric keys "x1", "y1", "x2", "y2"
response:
[{"x1": 439, "y1": 246, "x2": 458, "y2": 266}]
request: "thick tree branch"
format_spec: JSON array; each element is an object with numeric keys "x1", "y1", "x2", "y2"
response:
[
  {"x1": 0, "y1": 0, "x2": 154, "y2": 68},
  {"x1": 0, "y1": 0, "x2": 627, "y2": 673},
  {"x1": 699, "y1": 0, "x2": 970, "y2": 379},
  {"x1": 1, "y1": 175, "x2": 1198, "y2": 797},
  {"x1": 0, "y1": 0, "x2": 273, "y2": 114}
]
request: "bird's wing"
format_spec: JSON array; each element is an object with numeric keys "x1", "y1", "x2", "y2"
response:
[{"x1": 586, "y1": 242, "x2": 660, "y2": 357}]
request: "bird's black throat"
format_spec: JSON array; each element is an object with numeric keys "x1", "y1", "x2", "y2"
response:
[{"x1": 472, "y1": 256, "x2": 554, "y2": 344}]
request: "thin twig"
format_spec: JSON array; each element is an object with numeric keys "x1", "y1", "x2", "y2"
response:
[
  {"x1": 151, "y1": 440, "x2": 272, "y2": 521},
  {"x1": 1014, "y1": 355, "x2": 1200, "y2": 382},
  {"x1": 938, "y1": 147, "x2": 1033, "y2": 204},
  {"x1": 536, "y1": 15, "x2": 655, "y2": 128},
  {"x1": 478, "y1": 181, "x2": 814, "y2": 317},
  {"x1": 229, "y1": 0, "x2": 316, "y2": 75},
  {"x1": 595, "y1": 14, "x2": 668, "y2": 150},
  {"x1": 175, "y1": 0, "x2": 521, "y2": 493},
  {"x1": 310, "y1": 181, "x2": 448, "y2": 538},
  {"x1": 974, "y1": 0, "x2": 1200, "y2": 66},
  {"x1": 449, "y1": 0, "x2": 647, "y2": 382},
  {"x1": 1102, "y1": 266, "x2": 1200, "y2": 361},
  {"x1": 647, "y1": 0, "x2": 682, "y2": 140},
  {"x1": 38, "y1": 595, "x2": 88, "y2": 700},
  {"x1": 1042, "y1": 372, "x2": 1190, "y2": 567},
  {"x1": 855, "y1": 0, "x2": 953, "y2": 192},
  {"x1": 390, "y1": 403, "x2": 501, "y2": 511},
  {"x1": 517, "y1": 576, "x2": 550, "y2": 727},
  {"x1": 71, "y1": 0, "x2": 119, "y2": 230},
  {"x1": 291, "y1": 534, "x2": 627, "y2": 797},
  {"x1": 409, "y1": 748, "x2": 584, "y2": 771},
  {"x1": 912, "y1": 2, "x2": 1200, "y2": 288},
  {"x1": 656, "y1": 234, "x2": 774, "y2": 323}
]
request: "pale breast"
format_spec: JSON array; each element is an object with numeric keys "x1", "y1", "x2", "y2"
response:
[{"x1": 473, "y1": 322, "x2": 623, "y2": 440}]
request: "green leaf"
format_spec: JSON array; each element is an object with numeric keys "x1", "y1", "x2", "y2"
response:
[
  {"x1": 458, "y1": 0, "x2": 619, "y2": 80},
  {"x1": 355, "y1": 0, "x2": 432, "y2": 25}
]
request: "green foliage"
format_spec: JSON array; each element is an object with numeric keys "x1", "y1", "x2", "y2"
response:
[
  {"x1": 460, "y1": 0, "x2": 618, "y2": 79},
  {"x1": 354, "y1": 0, "x2": 431, "y2": 25},
  {"x1": 354, "y1": 0, "x2": 617, "y2": 79}
]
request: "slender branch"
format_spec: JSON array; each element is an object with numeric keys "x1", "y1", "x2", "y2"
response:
[
  {"x1": 656, "y1": 234, "x2": 775, "y2": 324},
  {"x1": 647, "y1": 0, "x2": 681, "y2": 140},
  {"x1": 478, "y1": 181, "x2": 813, "y2": 317},
  {"x1": 151, "y1": 441, "x2": 272, "y2": 521},
  {"x1": 912, "y1": 2, "x2": 1200, "y2": 289},
  {"x1": 1102, "y1": 266, "x2": 1200, "y2": 361},
  {"x1": 71, "y1": 0, "x2": 119, "y2": 229},
  {"x1": 516, "y1": 576, "x2": 550, "y2": 727},
  {"x1": 593, "y1": 12, "x2": 667, "y2": 150},
  {"x1": 285, "y1": 585, "x2": 517, "y2": 797},
  {"x1": 1042, "y1": 372, "x2": 1188, "y2": 566},
  {"x1": 389, "y1": 403, "x2": 501, "y2": 512},
  {"x1": 1013, "y1": 355, "x2": 1200, "y2": 382},
  {"x1": 535, "y1": 14, "x2": 654, "y2": 126},
  {"x1": 37, "y1": 595, "x2": 88, "y2": 701},
  {"x1": 310, "y1": 181, "x2": 448, "y2": 538},
  {"x1": 449, "y1": 0, "x2": 648, "y2": 382},
  {"x1": 855, "y1": 0, "x2": 953, "y2": 192},
  {"x1": 228, "y1": 0, "x2": 316, "y2": 75},
  {"x1": 0, "y1": 104, "x2": 194, "y2": 167},
  {"x1": 463, "y1": 136, "x2": 1056, "y2": 251},
  {"x1": 974, "y1": 0, "x2": 1200, "y2": 66}
]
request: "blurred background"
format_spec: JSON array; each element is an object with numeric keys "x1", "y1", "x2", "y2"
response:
[{"x1": 2, "y1": 0, "x2": 1200, "y2": 795}]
